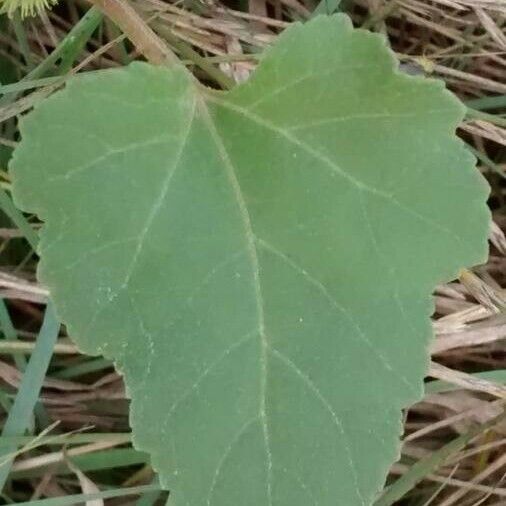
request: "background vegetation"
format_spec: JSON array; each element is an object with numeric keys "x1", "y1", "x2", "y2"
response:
[{"x1": 0, "y1": 0, "x2": 505, "y2": 504}]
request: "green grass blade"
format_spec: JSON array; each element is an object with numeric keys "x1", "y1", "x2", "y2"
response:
[
  {"x1": 136, "y1": 477, "x2": 162, "y2": 506},
  {"x1": 0, "y1": 7, "x2": 103, "y2": 107},
  {"x1": 11, "y1": 12, "x2": 34, "y2": 70},
  {"x1": 465, "y1": 94, "x2": 506, "y2": 111},
  {"x1": 0, "y1": 433, "x2": 130, "y2": 447},
  {"x1": 374, "y1": 408, "x2": 506, "y2": 506},
  {"x1": 52, "y1": 357, "x2": 112, "y2": 379},
  {"x1": 0, "y1": 299, "x2": 26, "y2": 371},
  {"x1": 0, "y1": 188, "x2": 38, "y2": 249},
  {"x1": 0, "y1": 77, "x2": 62, "y2": 95},
  {"x1": 13, "y1": 484, "x2": 161, "y2": 506},
  {"x1": 311, "y1": 0, "x2": 342, "y2": 16},
  {"x1": 12, "y1": 448, "x2": 148, "y2": 479},
  {"x1": 0, "y1": 302, "x2": 60, "y2": 491},
  {"x1": 468, "y1": 145, "x2": 505, "y2": 179},
  {"x1": 465, "y1": 106, "x2": 506, "y2": 127}
]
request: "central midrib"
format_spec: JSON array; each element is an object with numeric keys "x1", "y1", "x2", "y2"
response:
[{"x1": 197, "y1": 96, "x2": 273, "y2": 504}]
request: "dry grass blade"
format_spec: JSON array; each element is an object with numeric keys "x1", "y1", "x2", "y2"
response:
[
  {"x1": 437, "y1": 452, "x2": 506, "y2": 506},
  {"x1": 429, "y1": 362, "x2": 506, "y2": 399}
]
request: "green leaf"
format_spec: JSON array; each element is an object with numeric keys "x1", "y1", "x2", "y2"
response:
[{"x1": 10, "y1": 14, "x2": 489, "y2": 506}]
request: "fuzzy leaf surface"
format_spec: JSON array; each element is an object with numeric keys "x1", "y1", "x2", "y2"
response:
[{"x1": 11, "y1": 15, "x2": 490, "y2": 506}]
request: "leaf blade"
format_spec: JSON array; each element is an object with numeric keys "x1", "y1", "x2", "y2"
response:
[{"x1": 10, "y1": 14, "x2": 490, "y2": 506}]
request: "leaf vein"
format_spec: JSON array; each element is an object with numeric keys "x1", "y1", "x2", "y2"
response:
[
  {"x1": 162, "y1": 330, "x2": 258, "y2": 428},
  {"x1": 255, "y1": 235, "x2": 417, "y2": 394},
  {"x1": 268, "y1": 347, "x2": 366, "y2": 506},
  {"x1": 243, "y1": 64, "x2": 385, "y2": 111},
  {"x1": 206, "y1": 417, "x2": 260, "y2": 506},
  {"x1": 47, "y1": 136, "x2": 171, "y2": 183},
  {"x1": 199, "y1": 97, "x2": 273, "y2": 506},
  {"x1": 208, "y1": 95, "x2": 466, "y2": 247},
  {"x1": 82, "y1": 97, "x2": 197, "y2": 339}
]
